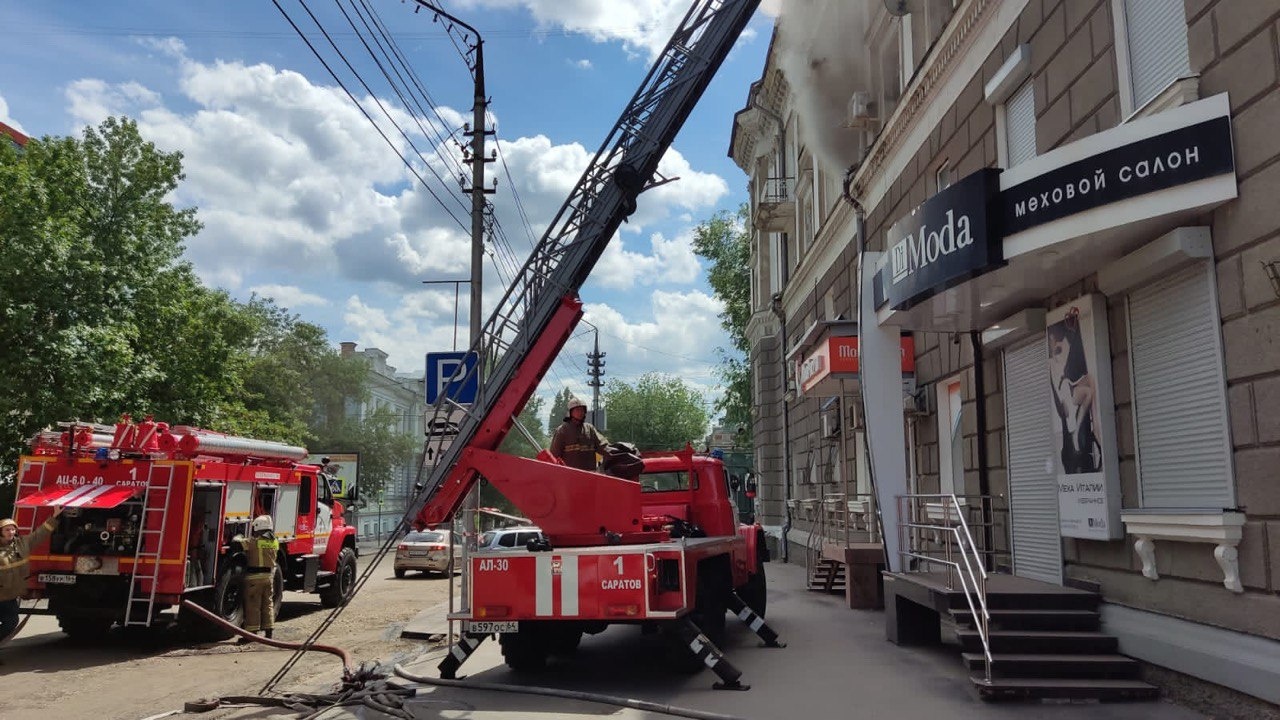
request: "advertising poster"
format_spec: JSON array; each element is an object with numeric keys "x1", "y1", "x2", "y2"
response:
[
  {"x1": 305, "y1": 452, "x2": 359, "y2": 499},
  {"x1": 1045, "y1": 295, "x2": 1122, "y2": 540}
]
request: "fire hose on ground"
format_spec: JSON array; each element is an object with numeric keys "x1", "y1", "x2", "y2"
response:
[
  {"x1": 176, "y1": 600, "x2": 418, "y2": 719},
  {"x1": 393, "y1": 664, "x2": 750, "y2": 720}
]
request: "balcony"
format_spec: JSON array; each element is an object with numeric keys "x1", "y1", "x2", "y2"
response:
[{"x1": 753, "y1": 176, "x2": 795, "y2": 232}]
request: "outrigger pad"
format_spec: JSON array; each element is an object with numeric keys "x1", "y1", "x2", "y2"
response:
[
  {"x1": 437, "y1": 633, "x2": 487, "y2": 680},
  {"x1": 675, "y1": 618, "x2": 750, "y2": 691}
]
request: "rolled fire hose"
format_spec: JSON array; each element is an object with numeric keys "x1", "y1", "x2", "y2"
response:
[
  {"x1": 393, "y1": 664, "x2": 749, "y2": 720},
  {"x1": 178, "y1": 600, "x2": 353, "y2": 674}
]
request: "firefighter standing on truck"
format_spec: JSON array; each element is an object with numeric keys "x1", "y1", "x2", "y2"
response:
[
  {"x1": 235, "y1": 515, "x2": 279, "y2": 643},
  {"x1": 550, "y1": 396, "x2": 608, "y2": 471}
]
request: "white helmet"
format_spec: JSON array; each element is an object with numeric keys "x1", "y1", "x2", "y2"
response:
[
  {"x1": 567, "y1": 396, "x2": 588, "y2": 411},
  {"x1": 251, "y1": 515, "x2": 274, "y2": 534}
]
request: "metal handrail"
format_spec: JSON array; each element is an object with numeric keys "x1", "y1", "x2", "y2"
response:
[{"x1": 897, "y1": 493, "x2": 994, "y2": 683}]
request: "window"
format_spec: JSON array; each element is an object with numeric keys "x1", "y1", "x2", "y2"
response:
[
  {"x1": 1115, "y1": 0, "x2": 1191, "y2": 114},
  {"x1": 936, "y1": 377, "x2": 965, "y2": 495},
  {"x1": 1127, "y1": 262, "x2": 1233, "y2": 507},
  {"x1": 935, "y1": 161, "x2": 952, "y2": 193},
  {"x1": 1004, "y1": 82, "x2": 1037, "y2": 166}
]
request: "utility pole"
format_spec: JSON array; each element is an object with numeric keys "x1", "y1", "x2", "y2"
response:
[{"x1": 584, "y1": 321, "x2": 606, "y2": 429}]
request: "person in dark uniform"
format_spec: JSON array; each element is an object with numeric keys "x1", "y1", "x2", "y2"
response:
[
  {"x1": 549, "y1": 396, "x2": 608, "y2": 471},
  {"x1": 0, "y1": 508, "x2": 63, "y2": 642},
  {"x1": 235, "y1": 515, "x2": 279, "y2": 643}
]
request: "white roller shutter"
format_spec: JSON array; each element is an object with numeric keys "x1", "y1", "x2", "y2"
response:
[
  {"x1": 1125, "y1": 0, "x2": 1191, "y2": 109},
  {"x1": 1004, "y1": 338, "x2": 1063, "y2": 585},
  {"x1": 1005, "y1": 81, "x2": 1036, "y2": 166},
  {"x1": 1128, "y1": 262, "x2": 1233, "y2": 508}
]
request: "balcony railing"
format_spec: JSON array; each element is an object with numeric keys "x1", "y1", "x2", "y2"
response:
[{"x1": 753, "y1": 176, "x2": 795, "y2": 232}]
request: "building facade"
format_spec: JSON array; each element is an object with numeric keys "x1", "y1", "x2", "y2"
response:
[
  {"x1": 338, "y1": 341, "x2": 425, "y2": 540},
  {"x1": 731, "y1": 0, "x2": 1280, "y2": 707}
]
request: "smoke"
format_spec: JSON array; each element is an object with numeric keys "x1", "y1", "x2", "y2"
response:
[{"x1": 772, "y1": 0, "x2": 870, "y2": 175}]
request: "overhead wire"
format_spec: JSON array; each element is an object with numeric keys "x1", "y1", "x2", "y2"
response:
[{"x1": 270, "y1": 0, "x2": 469, "y2": 233}]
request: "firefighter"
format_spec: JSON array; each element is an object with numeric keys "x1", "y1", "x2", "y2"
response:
[
  {"x1": 234, "y1": 515, "x2": 279, "y2": 643},
  {"x1": 0, "y1": 507, "x2": 64, "y2": 642},
  {"x1": 550, "y1": 396, "x2": 608, "y2": 471}
]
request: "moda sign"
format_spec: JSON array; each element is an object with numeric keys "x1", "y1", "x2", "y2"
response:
[{"x1": 875, "y1": 168, "x2": 1002, "y2": 312}]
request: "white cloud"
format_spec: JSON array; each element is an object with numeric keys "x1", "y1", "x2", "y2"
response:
[
  {"x1": 450, "y1": 0, "x2": 690, "y2": 60},
  {"x1": 0, "y1": 94, "x2": 26, "y2": 134},
  {"x1": 248, "y1": 284, "x2": 330, "y2": 309},
  {"x1": 66, "y1": 79, "x2": 161, "y2": 124},
  {"x1": 570, "y1": 58, "x2": 593, "y2": 70},
  {"x1": 594, "y1": 230, "x2": 700, "y2": 290}
]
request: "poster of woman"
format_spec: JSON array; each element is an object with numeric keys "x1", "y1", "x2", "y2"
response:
[
  {"x1": 1044, "y1": 295, "x2": 1122, "y2": 541},
  {"x1": 1047, "y1": 305, "x2": 1102, "y2": 474}
]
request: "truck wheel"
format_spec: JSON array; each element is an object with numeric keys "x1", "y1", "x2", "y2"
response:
[
  {"x1": 499, "y1": 631, "x2": 548, "y2": 672},
  {"x1": 320, "y1": 547, "x2": 357, "y2": 608},
  {"x1": 738, "y1": 562, "x2": 767, "y2": 618},
  {"x1": 548, "y1": 628, "x2": 582, "y2": 655},
  {"x1": 57, "y1": 615, "x2": 113, "y2": 642},
  {"x1": 200, "y1": 565, "x2": 246, "y2": 640}
]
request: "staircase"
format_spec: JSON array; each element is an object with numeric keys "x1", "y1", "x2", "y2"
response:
[
  {"x1": 806, "y1": 558, "x2": 846, "y2": 594},
  {"x1": 950, "y1": 583, "x2": 1159, "y2": 701}
]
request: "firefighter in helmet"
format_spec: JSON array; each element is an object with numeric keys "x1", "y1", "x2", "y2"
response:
[
  {"x1": 549, "y1": 396, "x2": 608, "y2": 471},
  {"x1": 235, "y1": 515, "x2": 279, "y2": 643},
  {"x1": 0, "y1": 508, "x2": 63, "y2": 642}
]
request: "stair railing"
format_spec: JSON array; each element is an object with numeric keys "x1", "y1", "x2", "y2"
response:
[{"x1": 897, "y1": 493, "x2": 993, "y2": 683}]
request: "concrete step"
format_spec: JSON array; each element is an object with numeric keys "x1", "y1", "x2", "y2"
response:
[
  {"x1": 971, "y1": 675, "x2": 1160, "y2": 702},
  {"x1": 955, "y1": 628, "x2": 1118, "y2": 654},
  {"x1": 950, "y1": 608, "x2": 1101, "y2": 631},
  {"x1": 962, "y1": 652, "x2": 1142, "y2": 679}
]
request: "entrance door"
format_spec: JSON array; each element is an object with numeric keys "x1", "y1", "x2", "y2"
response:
[{"x1": 1004, "y1": 338, "x2": 1063, "y2": 584}]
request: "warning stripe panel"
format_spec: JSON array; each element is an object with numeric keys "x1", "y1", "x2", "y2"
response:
[{"x1": 17, "y1": 484, "x2": 140, "y2": 509}]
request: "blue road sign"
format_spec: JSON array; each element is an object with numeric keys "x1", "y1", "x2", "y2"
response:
[{"x1": 425, "y1": 351, "x2": 479, "y2": 404}]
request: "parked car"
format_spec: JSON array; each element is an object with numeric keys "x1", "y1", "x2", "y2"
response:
[
  {"x1": 394, "y1": 530, "x2": 462, "y2": 578},
  {"x1": 477, "y1": 526, "x2": 545, "y2": 551}
]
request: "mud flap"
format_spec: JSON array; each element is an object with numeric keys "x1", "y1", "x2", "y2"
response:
[
  {"x1": 437, "y1": 632, "x2": 487, "y2": 680},
  {"x1": 674, "y1": 617, "x2": 749, "y2": 690},
  {"x1": 727, "y1": 592, "x2": 786, "y2": 648}
]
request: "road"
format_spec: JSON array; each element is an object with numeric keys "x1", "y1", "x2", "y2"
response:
[{"x1": 1, "y1": 549, "x2": 451, "y2": 720}]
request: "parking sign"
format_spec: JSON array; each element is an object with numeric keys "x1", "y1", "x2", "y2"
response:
[{"x1": 425, "y1": 351, "x2": 479, "y2": 404}]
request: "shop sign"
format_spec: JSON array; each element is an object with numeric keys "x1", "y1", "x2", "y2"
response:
[
  {"x1": 875, "y1": 168, "x2": 1002, "y2": 312},
  {"x1": 795, "y1": 334, "x2": 916, "y2": 396},
  {"x1": 1002, "y1": 116, "x2": 1234, "y2": 236},
  {"x1": 1044, "y1": 295, "x2": 1122, "y2": 540}
]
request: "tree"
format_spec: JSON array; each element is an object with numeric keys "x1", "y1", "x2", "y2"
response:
[
  {"x1": 0, "y1": 117, "x2": 257, "y2": 506},
  {"x1": 499, "y1": 394, "x2": 548, "y2": 459},
  {"x1": 547, "y1": 386, "x2": 576, "y2": 432},
  {"x1": 603, "y1": 373, "x2": 708, "y2": 451},
  {"x1": 691, "y1": 204, "x2": 753, "y2": 435}
]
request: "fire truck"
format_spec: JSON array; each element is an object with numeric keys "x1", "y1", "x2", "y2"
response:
[
  {"x1": 406, "y1": 0, "x2": 778, "y2": 688},
  {"x1": 11, "y1": 417, "x2": 359, "y2": 639}
]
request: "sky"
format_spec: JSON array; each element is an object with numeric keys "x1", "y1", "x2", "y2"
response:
[{"x1": 0, "y1": 0, "x2": 780, "y2": 424}]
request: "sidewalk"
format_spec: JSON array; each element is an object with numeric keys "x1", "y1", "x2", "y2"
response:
[{"x1": 379, "y1": 561, "x2": 1209, "y2": 720}]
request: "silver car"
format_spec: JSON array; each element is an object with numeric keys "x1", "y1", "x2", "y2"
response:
[
  {"x1": 394, "y1": 530, "x2": 461, "y2": 577},
  {"x1": 477, "y1": 526, "x2": 545, "y2": 551}
]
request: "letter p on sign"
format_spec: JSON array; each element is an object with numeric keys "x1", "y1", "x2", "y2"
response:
[{"x1": 425, "y1": 351, "x2": 479, "y2": 404}]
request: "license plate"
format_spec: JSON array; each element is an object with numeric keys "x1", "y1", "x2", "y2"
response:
[
  {"x1": 464, "y1": 620, "x2": 518, "y2": 634},
  {"x1": 409, "y1": 551, "x2": 430, "y2": 557},
  {"x1": 38, "y1": 573, "x2": 76, "y2": 585}
]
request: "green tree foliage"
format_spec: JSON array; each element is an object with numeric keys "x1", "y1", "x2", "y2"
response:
[
  {"x1": 603, "y1": 373, "x2": 708, "y2": 451},
  {"x1": 499, "y1": 394, "x2": 548, "y2": 459},
  {"x1": 547, "y1": 386, "x2": 576, "y2": 433},
  {"x1": 0, "y1": 117, "x2": 255, "y2": 504},
  {"x1": 691, "y1": 204, "x2": 752, "y2": 435}
]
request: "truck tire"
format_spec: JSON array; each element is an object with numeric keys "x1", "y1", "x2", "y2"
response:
[
  {"x1": 57, "y1": 615, "x2": 114, "y2": 642},
  {"x1": 499, "y1": 631, "x2": 548, "y2": 672},
  {"x1": 738, "y1": 562, "x2": 767, "y2": 618},
  {"x1": 189, "y1": 565, "x2": 247, "y2": 640},
  {"x1": 320, "y1": 547, "x2": 357, "y2": 608},
  {"x1": 548, "y1": 628, "x2": 582, "y2": 655}
]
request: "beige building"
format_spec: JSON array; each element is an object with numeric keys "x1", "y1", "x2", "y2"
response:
[{"x1": 730, "y1": 0, "x2": 1280, "y2": 707}]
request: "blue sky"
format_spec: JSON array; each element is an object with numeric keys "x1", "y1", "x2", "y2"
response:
[{"x1": 0, "y1": 0, "x2": 778, "y2": 421}]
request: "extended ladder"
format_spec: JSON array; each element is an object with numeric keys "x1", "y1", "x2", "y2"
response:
[
  {"x1": 406, "y1": 0, "x2": 760, "y2": 526},
  {"x1": 123, "y1": 464, "x2": 176, "y2": 627}
]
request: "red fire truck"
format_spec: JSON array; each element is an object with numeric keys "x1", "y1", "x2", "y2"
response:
[
  {"x1": 11, "y1": 417, "x2": 358, "y2": 639},
  {"x1": 404, "y1": 0, "x2": 777, "y2": 688}
]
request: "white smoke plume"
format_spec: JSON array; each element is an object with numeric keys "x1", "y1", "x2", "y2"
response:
[{"x1": 773, "y1": 0, "x2": 871, "y2": 175}]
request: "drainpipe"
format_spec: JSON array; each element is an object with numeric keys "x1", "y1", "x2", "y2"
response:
[
  {"x1": 771, "y1": 292, "x2": 792, "y2": 563},
  {"x1": 970, "y1": 331, "x2": 994, "y2": 570}
]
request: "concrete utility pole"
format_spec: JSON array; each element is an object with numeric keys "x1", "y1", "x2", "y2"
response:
[{"x1": 584, "y1": 321, "x2": 606, "y2": 428}]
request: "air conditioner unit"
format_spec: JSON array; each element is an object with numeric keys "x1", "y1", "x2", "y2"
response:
[{"x1": 845, "y1": 91, "x2": 878, "y2": 130}]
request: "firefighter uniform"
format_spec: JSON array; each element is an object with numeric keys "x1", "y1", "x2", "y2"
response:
[
  {"x1": 550, "y1": 397, "x2": 607, "y2": 471},
  {"x1": 238, "y1": 520, "x2": 280, "y2": 637},
  {"x1": 0, "y1": 511, "x2": 61, "y2": 640}
]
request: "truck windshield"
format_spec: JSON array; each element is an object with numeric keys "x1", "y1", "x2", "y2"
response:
[{"x1": 640, "y1": 471, "x2": 693, "y2": 493}]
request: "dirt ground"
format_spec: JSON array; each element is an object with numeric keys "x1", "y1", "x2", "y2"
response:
[{"x1": 1, "y1": 550, "x2": 452, "y2": 720}]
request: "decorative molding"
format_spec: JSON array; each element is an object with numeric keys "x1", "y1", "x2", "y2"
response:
[
  {"x1": 1121, "y1": 510, "x2": 1247, "y2": 593},
  {"x1": 850, "y1": 0, "x2": 998, "y2": 202}
]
